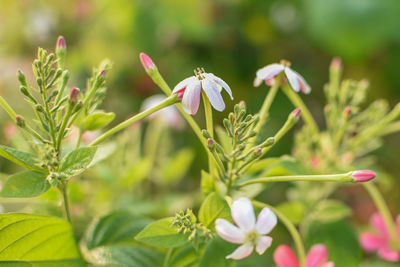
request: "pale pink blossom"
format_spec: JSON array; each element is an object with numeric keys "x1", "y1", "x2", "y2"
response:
[
  {"x1": 215, "y1": 197, "x2": 277, "y2": 260},
  {"x1": 254, "y1": 61, "x2": 311, "y2": 94},
  {"x1": 360, "y1": 213, "x2": 400, "y2": 262},
  {"x1": 274, "y1": 244, "x2": 334, "y2": 267},
  {"x1": 172, "y1": 69, "x2": 233, "y2": 115},
  {"x1": 141, "y1": 95, "x2": 183, "y2": 129}
]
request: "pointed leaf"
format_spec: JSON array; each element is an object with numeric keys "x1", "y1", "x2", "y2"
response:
[
  {"x1": 60, "y1": 147, "x2": 97, "y2": 177},
  {"x1": 198, "y1": 192, "x2": 231, "y2": 229},
  {"x1": 0, "y1": 145, "x2": 43, "y2": 172},
  {"x1": 82, "y1": 111, "x2": 115, "y2": 131},
  {"x1": 0, "y1": 171, "x2": 49, "y2": 198}
]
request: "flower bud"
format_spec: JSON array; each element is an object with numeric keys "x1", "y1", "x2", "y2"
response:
[
  {"x1": 330, "y1": 57, "x2": 342, "y2": 71},
  {"x1": 202, "y1": 129, "x2": 211, "y2": 139},
  {"x1": 69, "y1": 87, "x2": 80, "y2": 103},
  {"x1": 351, "y1": 170, "x2": 376, "y2": 182},
  {"x1": 260, "y1": 137, "x2": 275, "y2": 148},
  {"x1": 15, "y1": 115, "x2": 25, "y2": 127},
  {"x1": 292, "y1": 108, "x2": 301, "y2": 118},
  {"x1": 207, "y1": 138, "x2": 215, "y2": 150},
  {"x1": 56, "y1": 36, "x2": 66, "y2": 52},
  {"x1": 17, "y1": 70, "x2": 27, "y2": 87},
  {"x1": 344, "y1": 106, "x2": 352, "y2": 117},
  {"x1": 140, "y1": 53, "x2": 156, "y2": 72}
]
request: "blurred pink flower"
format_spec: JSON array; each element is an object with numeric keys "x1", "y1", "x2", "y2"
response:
[
  {"x1": 254, "y1": 62, "x2": 311, "y2": 94},
  {"x1": 274, "y1": 244, "x2": 334, "y2": 267},
  {"x1": 172, "y1": 70, "x2": 233, "y2": 115},
  {"x1": 360, "y1": 213, "x2": 400, "y2": 262},
  {"x1": 215, "y1": 197, "x2": 277, "y2": 260},
  {"x1": 4, "y1": 123, "x2": 17, "y2": 139},
  {"x1": 141, "y1": 95, "x2": 183, "y2": 129}
]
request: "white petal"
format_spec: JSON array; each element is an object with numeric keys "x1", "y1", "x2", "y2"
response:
[
  {"x1": 201, "y1": 78, "x2": 225, "y2": 112},
  {"x1": 256, "y1": 206, "x2": 277, "y2": 235},
  {"x1": 172, "y1": 76, "x2": 197, "y2": 93},
  {"x1": 226, "y1": 243, "x2": 254, "y2": 260},
  {"x1": 253, "y1": 77, "x2": 263, "y2": 87},
  {"x1": 294, "y1": 70, "x2": 311, "y2": 94},
  {"x1": 284, "y1": 67, "x2": 300, "y2": 92},
  {"x1": 255, "y1": 236, "x2": 273, "y2": 255},
  {"x1": 207, "y1": 73, "x2": 233, "y2": 100},
  {"x1": 181, "y1": 80, "x2": 201, "y2": 114},
  {"x1": 256, "y1": 64, "x2": 285, "y2": 80},
  {"x1": 231, "y1": 197, "x2": 256, "y2": 232},
  {"x1": 215, "y1": 218, "x2": 246, "y2": 244}
]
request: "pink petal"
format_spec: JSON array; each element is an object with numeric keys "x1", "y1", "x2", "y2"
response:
[
  {"x1": 322, "y1": 262, "x2": 335, "y2": 267},
  {"x1": 181, "y1": 80, "x2": 201, "y2": 115},
  {"x1": 378, "y1": 247, "x2": 400, "y2": 262},
  {"x1": 293, "y1": 70, "x2": 311, "y2": 94},
  {"x1": 215, "y1": 218, "x2": 246, "y2": 244},
  {"x1": 306, "y1": 244, "x2": 328, "y2": 267},
  {"x1": 256, "y1": 64, "x2": 285, "y2": 81},
  {"x1": 226, "y1": 243, "x2": 254, "y2": 260},
  {"x1": 265, "y1": 78, "x2": 275, "y2": 86},
  {"x1": 273, "y1": 245, "x2": 300, "y2": 267},
  {"x1": 231, "y1": 197, "x2": 256, "y2": 232},
  {"x1": 284, "y1": 67, "x2": 301, "y2": 92},
  {"x1": 254, "y1": 77, "x2": 263, "y2": 87},
  {"x1": 172, "y1": 76, "x2": 197, "y2": 94},
  {"x1": 201, "y1": 78, "x2": 225, "y2": 112},
  {"x1": 255, "y1": 236, "x2": 273, "y2": 255},
  {"x1": 255, "y1": 206, "x2": 277, "y2": 235},
  {"x1": 370, "y1": 213, "x2": 389, "y2": 240},
  {"x1": 360, "y1": 233, "x2": 387, "y2": 251}
]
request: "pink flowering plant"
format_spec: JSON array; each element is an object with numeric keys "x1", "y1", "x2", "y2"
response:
[{"x1": 0, "y1": 37, "x2": 397, "y2": 267}]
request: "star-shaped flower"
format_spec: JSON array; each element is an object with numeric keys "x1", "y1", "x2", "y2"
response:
[
  {"x1": 274, "y1": 244, "x2": 334, "y2": 267},
  {"x1": 215, "y1": 197, "x2": 277, "y2": 260}
]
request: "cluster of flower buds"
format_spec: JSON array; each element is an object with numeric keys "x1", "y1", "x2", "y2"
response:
[{"x1": 172, "y1": 209, "x2": 212, "y2": 247}]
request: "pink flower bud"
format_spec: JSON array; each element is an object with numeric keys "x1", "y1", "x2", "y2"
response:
[
  {"x1": 330, "y1": 57, "x2": 342, "y2": 70},
  {"x1": 352, "y1": 170, "x2": 376, "y2": 182},
  {"x1": 15, "y1": 115, "x2": 25, "y2": 127},
  {"x1": 292, "y1": 108, "x2": 301, "y2": 118},
  {"x1": 139, "y1": 53, "x2": 155, "y2": 71},
  {"x1": 99, "y1": 69, "x2": 107, "y2": 77},
  {"x1": 344, "y1": 106, "x2": 352, "y2": 117},
  {"x1": 57, "y1": 36, "x2": 66, "y2": 51},
  {"x1": 69, "y1": 87, "x2": 80, "y2": 102}
]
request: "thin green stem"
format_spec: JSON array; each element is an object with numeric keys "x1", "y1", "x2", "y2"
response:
[
  {"x1": 0, "y1": 96, "x2": 17, "y2": 121},
  {"x1": 41, "y1": 90, "x2": 57, "y2": 148},
  {"x1": 60, "y1": 181, "x2": 71, "y2": 222},
  {"x1": 363, "y1": 182, "x2": 399, "y2": 248},
  {"x1": 250, "y1": 74, "x2": 284, "y2": 146},
  {"x1": 75, "y1": 128, "x2": 83, "y2": 149},
  {"x1": 239, "y1": 172, "x2": 354, "y2": 187},
  {"x1": 56, "y1": 103, "x2": 73, "y2": 151},
  {"x1": 202, "y1": 92, "x2": 217, "y2": 177},
  {"x1": 253, "y1": 200, "x2": 306, "y2": 267},
  {"x1": 282, "y1": 84, "x2": 319, "y2": 134},
  {"x1": 89, "y1": 94, "x2": 179, "y2": 146}
]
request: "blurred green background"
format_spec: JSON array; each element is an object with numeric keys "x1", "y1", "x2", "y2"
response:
[{"x1": 0, "y1": 0, "x2": 399, "y2": 217}]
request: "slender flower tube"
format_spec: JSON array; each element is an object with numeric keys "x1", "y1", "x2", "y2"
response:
[
  {"x1": 254, "y1": 60, "x2": 311, "y2": 94},
  {"x1": 172, "y1": 68, "x2": 233, "y2": 115},
  {"x1": 215, "y1": 197, "x2": 277, "y2": 260},
  {"x1": 274, "y1": 244, "x2": 334, "y2": 267},
  {"x1": 360, "y1": 213, "x2": 400, "y2": 262}
]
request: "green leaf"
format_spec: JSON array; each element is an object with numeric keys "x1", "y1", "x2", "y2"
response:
[
  {"x1": 0, "y1": 213, "x2": 83, "y2": 266},
  {"x1": 276, "y1": 201, "x2": 305, "y2": 224},
  {"x1": 198, "y1": 192, "x2": 231, "y2": 230},
  {"x1": 162, "y1": 148, "x2": 194, "y2": 183},
  {"x1": 135, "y1": 217, "x2": 190, "y2": 248},
  {"x1": 0, "y1": 145, "x2": 43, "y2": 172},
  {"x1": 60, "y1": 147, "x2": 97, "y2": 177},
  {"x1": 166, "y1": 245, "x2": 199, "y2": 267},
  {"x1": 306, "y1": 220, "x2": 362, "y2": 267},
  {"x1": 311, "y1": 200, "x2": 351, "y2": 223},
  {"x1": 84, "y1": 211, "x2": 152, "y2": 249},
  {"x1": 200, "y1": 237, "x2": 235, "y2": 267},
  {"x1": 84, "y1": 245, "x2": 163, "y2": 267},
  {"x1": 201, "y1": 170, "x2": 214, "y2": 195},
  {"x1": 82, "y1": 111, "x2": 115, "y2": 131},
  {"x1": 0, "y1": 171, "x2": 49, "y2": 198}
]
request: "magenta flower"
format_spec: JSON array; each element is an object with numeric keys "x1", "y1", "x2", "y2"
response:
[
  {"x1": 274, "y1": 244, "x2": 334, "y2": 267},
  {"x1": 172, "y1": 69, "x2": 233, "y2": 115},
  {"x1": 254, "y1": 61, "x2": 311, "y2": 94},
  {"x1": 215, "y1": 197, "x2": 277, "y2": 260},
  {"x1": 360, "y1": 213, "x2": 400, "y2": 262}
]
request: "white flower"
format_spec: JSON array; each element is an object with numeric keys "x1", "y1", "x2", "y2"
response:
[
  {"x1": 141, "y1": 95, "x2": 183, "y2": 129},
  {"x1": 172, "y1": 68, "x2": 233, "y2": 115},
  {"x1": 215, "y1": 197, "x2": 277, "y2": 260},
  {"x1": 254, "y1": 61, "x2": 311, "y2": 94}
]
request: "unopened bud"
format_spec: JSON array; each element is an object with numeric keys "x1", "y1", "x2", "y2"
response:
[
  {"x1": 202, "y1": 129, "x2": 211, "y2": 139},
  {"x1": 36, "y1": 77, "x2": 43, "y2": 87},
  {"x1": 56, "y1": 36, "x2": 66, "y2": 52},
  {"x1": 35, "y1": 104, "x2": 44, "y2": 112},
  {"x1": 139, "y1": 52, "x2": 156, "y2": 72},
  {"x1": 17, "y1": 70, "x2": 27, "y2": 86},
  {"x1": 16, "y1": 115, "x2": 25, "y2": 127},
  {"x1": 99, "y1": 69, "x2": 107, "y2": 77},
  {"x1": 330, "y1": 57, "x2": 342, "y2": 70},
  {"x1": 292, "y1": 108, "x2": 301, "y2": 118},
  {"x1": 239, "y1": 101, "x2": 246, "y2": 109},
  {"x1": 351, "y1": 170, "x2": 376, "y2": 182},
  {"x1": 260, "y1": 137, "x2": 275, "y2": 148},
  {"x1": 254, "y1": 147, "x2": 262, "y2": 157},
  {"x1": 344, "y1": 106, "x2": 352, "y2": 117},
  {"x1": 20, "y1": 86, "x2": 29, "y2": 97},
  {"x1": 207, "y1": 138, "x2": 215, "y2": 149},
  {"x1": 69, "y1": 87, "x2": 80, "y2": 103}
]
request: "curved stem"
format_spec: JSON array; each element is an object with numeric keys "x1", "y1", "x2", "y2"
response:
[
  {"x1": 363, "y1": 182, "x2": 399, "y2": 248},
  {"x1": 60, "y1": 181, "x2": 71, "y2": 222},
  {"x1": 253, "y1": 200, "x2": 306, "y2": 267},
  {"x1": 0, "y1": 96, "x2": 17, "y2": 121},
  {"x1": 239, "y1": 172, "x2": 354, "y2": 187},
  {"x1": 89, "y1": 94, "x2": 179, "y2": 146},
  {"x1": 282, "y1": 84, "x2": 319, "y2": 134}
]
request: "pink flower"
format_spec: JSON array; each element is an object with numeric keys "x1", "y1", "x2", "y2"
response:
[
  {"x1": 254, "y1": 61, "x2": 311, "y2": 94},
  {"x1": 360, "y1": 213, "x2": 400, "y2": 262},
  {"x1": 139, "y1": 53, "x2": 156, "y2": 71},
  {"x1": 172, "y1": 68, "x2": 233, "y2": 115},
  {"x1": 215, "y1": 197, "x2": 277, "y2": 260},
  {"x1": 274, "y1": 244, "x2": 334, "y2": 267}
]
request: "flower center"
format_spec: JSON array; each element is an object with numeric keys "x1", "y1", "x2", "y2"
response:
[
  {"x1": 245, "y1": 230, "x2": 260, "y2": 245},
  {"x1": 194, "y1": 67, "x2": 206, "y2": 80}
]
